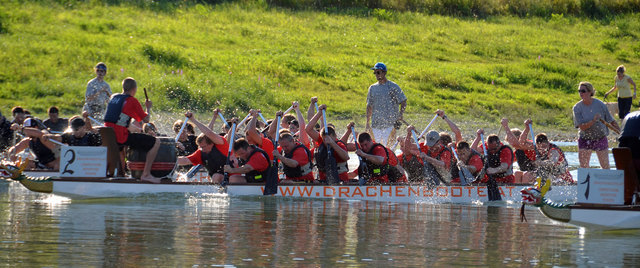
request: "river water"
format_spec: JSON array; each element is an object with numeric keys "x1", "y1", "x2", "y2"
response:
[{"x1": 2, "y1": 181, "x2": 640, "y2": 267}]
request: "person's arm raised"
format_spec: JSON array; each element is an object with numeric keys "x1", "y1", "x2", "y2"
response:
[
  {"x1": 437, "y1": 109, "x2": 462, "y2": 144},
  {"x1": 208, "y1": 108, "x2": 221, "y2": 130},
  {"x1": 185, "y1": 112, "x2": 224, "y2": 145},
  {"x1": 517, "y1": 119, "x2": 536, "y2": 150},
  {"x1": 501, "y1": 118, "x2": 520, "y2": 148},
  {"x1": 293, "y1": 101, "x2": 310, "y2": 147},
  {"x1": 305, "y1": 104, "x2": 324, "y2": 142},
  {"x1": 307, "y1": 97, "x2": 317, "y2": 123},
  {"x1": 268, "y1": 111, "x2": 283, "y2": 141},
  {"x1": 471, "y1": 129, "x2": 483, "y2": 152},
  {"x1": 246, "y1": 109, "x2": 263, "y2": 146}
]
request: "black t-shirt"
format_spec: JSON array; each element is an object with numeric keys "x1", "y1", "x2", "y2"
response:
[
  {"x1": 0, "y1": 118, "x2": 13, "y2": 150},
  {"x1": 61, "y1": 132, "x2": 101, "y2": 146},
  {"x1": 43, "y1": 118, "x2": 69, "y2": 132},
  {"x1": 179, "y1": 135, "x2": 198, "y2": 156}
]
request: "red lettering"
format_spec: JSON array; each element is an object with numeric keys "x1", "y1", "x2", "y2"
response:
[
  {"x1": 505, "y1": 186, "x2": 515, "y2": 197},
  {"x1": 436, "y1": 186, "x2": 448, "y2": 197},
  {"x1": 408, "y1": 186, "x2": 420, "y2": 197},
  {"x1": 423, "y1": 188, "x2": 434, "y2": 197},
  {"x1": 381, "y1": 186, "x2": 392, "y2": 196},
  {"x1": 464, "y1": 186, "x2": 474, "y2": 197},
  {"x1": 324, "y1": 186, "x2": 335, "y2": 197},
  {"x1": 395, "y1": 186, "x2": 406, "y2": 197},
  {"x1": 338, "y1": 187, "x2": 349, "y2": 197},
  {"x1": 499, "y1": 187, "x2": 506, "y2": 197},
  {"x1": 366, "y1": 187, "x2": 376, "y2": 197},
  {"x1": 477, "y1": 187, "x2": 486, "y2": 197},
  {"x1": 281, "y1": 186, "x2": 296, "y2": 196},
  {"x1": 298, "y1": 186, "x2": 313, "y2": 197},
  {"x1": 451, "y1": 186, "x2": 462, "y2": 197},
  {"x1": 352, "y1": 187, "x2": 364, "y2": 197}
]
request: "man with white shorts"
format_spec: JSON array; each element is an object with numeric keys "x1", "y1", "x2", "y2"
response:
[{"x1": 365, "y1": 62, "x2": 407, "y2": 147}]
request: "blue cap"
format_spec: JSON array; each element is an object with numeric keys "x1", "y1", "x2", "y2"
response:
[{"x1": 371, "y1": 62, "x2": 387, "y2": 72}]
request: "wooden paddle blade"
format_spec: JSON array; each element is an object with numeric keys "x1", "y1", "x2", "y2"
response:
[{"x1": 263, "y1": 160, "x2": 279, "y2": 195}]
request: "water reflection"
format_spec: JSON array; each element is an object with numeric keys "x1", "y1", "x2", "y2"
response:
[{"x1": 2, "y1": 182, "x2": 639, "y2": 266}]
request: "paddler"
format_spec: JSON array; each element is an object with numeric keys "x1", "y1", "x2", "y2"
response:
[
  {"x1": 365, "y1": 62, "x2": 407, "y2": 147},
  {"x1": 305, "y1": 104, "x2": 350, "y2": 183},
  {"x1": 42, "y1": 113, "x2": 101, "y2": 147},
  {"x1": 473, "y1": 129, "x2": 515, "y2": 183},
  {"x1": 43, "y1": 106, "x2": 68, "y2": 133},
  {"x1": 418, "y1": 129, "x2": 457, "y2": 185},
  {"x1": 533, "y1": 133, "x2": 573, "y2": 184},
  {"x1": 8, "y1": 118, "x2": 58, "y2": 170},
  {"x1": 176, "y1": 112, "x2": 231, "y2": 183},
  {"x1": 399, "y1": 131, "x2": 426, "y2": 182},
  {"x1": 173, "y1": 119, "x2": 197, "y2": 156},
  {"x1": 103, "y1": 77, "x2": 161, "y2": 183},
  {"x1": 454, "y1": 141, "x2": 484, "y2": 179},
  {"x1": 501, "y1": 118, "x2": 536, "y2": 182},
  {"x1": 224, "y1": 138, "x2": 271, "y2": 184},
  {"x1": 273, "y1": 132, "x2": 314, "y2": 184},
  {"x1": 246, "y1": 109, "x2": 275, "y2": 161},
  {"x1": 355, "y1": 132, "x2": 405, "y2": 184}
]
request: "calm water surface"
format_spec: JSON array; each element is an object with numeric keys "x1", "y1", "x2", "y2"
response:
[{"x1": 2, "y1": 181, "x2": 639, "y2": 267}]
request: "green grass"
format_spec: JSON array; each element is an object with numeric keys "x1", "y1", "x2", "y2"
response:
[{"x1": 1, "y1": 1, "x2": 639, "y2": 140}]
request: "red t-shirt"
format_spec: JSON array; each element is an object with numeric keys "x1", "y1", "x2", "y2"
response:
[
  {"x1": 186, "y1": 137, "x2": 229, "y2": 165},
  {"x1": 316, "y1": 136, "x2": 349, "y2": 182},
  {"x1": 451, "y1": 151, "x2": 484, "y2": 183},
  {"x1": 245, "y1": 148, "x2": 269, "y2": 172},
  {"x1": 428, "y1": 146, "x2": 452, "y2": 170},
  {"x1": 258, "y1": 137, "x2": 274, "y2": 161},
  {"x1": 287, "y1": 145, "x2": 315, "y2": 181},
  {"x1": 104, "y1": 96, "x2": 148, "y2": 144},
  {"x1": 397, "y1": 152, "x2": 423, "y2": 166}
]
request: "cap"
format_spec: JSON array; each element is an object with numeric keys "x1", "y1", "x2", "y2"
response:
[
  {"x1": 95, "y1": 62, "x2": 107, "y2": 70},
  {"x1": 370, "y1": 62, "x2": 387, "y2": 72},
  {"x1": 70, "y1": 117, "x2": 86, "y2": 130},
  {"x1": 425, "y1": 131, "x2": 440, "y2": 147},
  {"x1": 23, "y1": 118, "x2": 37, "y2": 128}
]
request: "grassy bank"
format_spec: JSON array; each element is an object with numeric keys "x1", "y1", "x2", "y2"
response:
[{"x1": 0, "y1": 1, "x2": 639, "y2": 140}]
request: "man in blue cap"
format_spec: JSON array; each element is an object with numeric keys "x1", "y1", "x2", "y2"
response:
[{"x1": 365, "y1": 62, "x2": 407, "y2": 147}]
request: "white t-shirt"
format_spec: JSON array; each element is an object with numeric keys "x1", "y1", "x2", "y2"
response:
[
  {"x1": 366, "y1": 80, "x2": 407, "y2": 128},
  {"x1": 84, "y1": 78, "x2": 112, "y2": 116}
]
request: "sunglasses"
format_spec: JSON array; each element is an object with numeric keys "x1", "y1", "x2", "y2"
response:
[
  {"x1": 578, "y1": 89, "x2": 588, "y2": 93},
  {"x1": 373, "y1": 70, "x2": 384, "y2": 75},
  {"x1": 97, "y1": 69, "x2": 106, "y2": 73}
]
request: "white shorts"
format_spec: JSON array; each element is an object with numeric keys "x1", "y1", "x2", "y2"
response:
[{"x1": 372, "y1": 127, "x2": 395, "y2": 148}]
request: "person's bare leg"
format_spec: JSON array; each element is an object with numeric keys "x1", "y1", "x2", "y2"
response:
[
  {"x1": 578, "y1": 149, "x2": 592, "y2": 168},
  {"x1": 141, "y1": 138, "x2": 161, "y2": 183},
  {"x1": 211, "y1": 173, "x2": 224, "y2": 183},
  {"x1": 229, "y1": 175, "x2": 246, "y2": 184},
  {"x1": 596, "y1": 149, "x2": 610, "y2": 169}
]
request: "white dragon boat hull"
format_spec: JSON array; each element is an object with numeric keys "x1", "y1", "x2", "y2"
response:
[
  {"x1": 12, "y1": 173, "x2": 576, "y2": 203},
  {"x1": 538, "y1": 203, "x2": 640, "y2": 229}
]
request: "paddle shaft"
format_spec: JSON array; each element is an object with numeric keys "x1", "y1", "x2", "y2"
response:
[
  {"x1": 258, "y1": 113, "x2": 268, "y2": 125},
  {"x1": 175, "y1": 117, "x2": 189, "y2": 143},
  {"x1": 237, "y1": 113, "x2": 251, "y2": 129},
  {"x1": 88, "y1": 116, "x2": 102, "y2": 126},
  {"x1": 600, "y1": 118, "x2": 621, "y2": 134},
  {"x1": 352, "y1": 126, "x2": 369, "y2": 185},
  {"x1": 419, "y1": 114, "x2": 439, "y2": 139},
  {"x1": 529, "y1": 123, "x2": 537, "y2": 152},
  {"x1": 222, "y1": 123, "x2": 237, "y2": 185},
  {"x1": 283, "y1": 105, "x2": 294, "y2": 115},
  {"x1": 217, "y1": 112, "x2": 227, "y2": 124}
]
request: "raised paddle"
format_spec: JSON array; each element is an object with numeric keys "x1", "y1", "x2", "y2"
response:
[
  {"x1": 221, "y1": 122, "x2": 237, "y2": 188},
  {"x1": 263, "y1": 116, "x2": 282, "y2": 195},
  {"x1": 217, "y1": 112, "x2": 227, "y2": 125},
  {"x1": 353, "y1": 126, "x2": 370, "y2": 186},
  {"x1": 283, "y1": 105, "x2": 295, "y2": 115},
  {"x1": 450, "y1": 144, "x2": 474, "y2": 186},
  {"x1": 258, "y1": 112, "x2": 269, "y2": 125},
  {"x1": 88, "y1": 116, "x2": 103, "y2": 126},
  {"x1": 418, "y1": 114, "x2": 440, "y2": 139},
  {"x1": 236, "y1": 113, "x2": 252, "y2": 130},
  {"x1": 322, "y1": 108, "x2": 340, "y2": 185},
  {"x1": 174, "y1": 117, "x2": 189, "y2": 143},
  {"x1": 479, "y1": 133, "x2": 502, "y2": 201},
  {"x1": 600, "y1": 118, "x2": 621, "y2": 135},
  {"x1": 143, "y1": 87, "x2": 149, "y2": 101}
]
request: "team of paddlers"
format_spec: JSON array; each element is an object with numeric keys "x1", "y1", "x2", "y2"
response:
[{"x1": 4, "y1": 61, "x2": 639, "y2": 185}]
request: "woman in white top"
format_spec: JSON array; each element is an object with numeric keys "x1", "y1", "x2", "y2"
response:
[
  {"x1": 604, "y1": 65, "x2": 637, "y2": 119},
  {"x1": 83, "y1": 62, "x2": 112, "y2": 119}
]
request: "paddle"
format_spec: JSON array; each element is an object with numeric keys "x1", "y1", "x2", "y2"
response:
[
  {"x1": 258, "y1": 112, "x2": 269, "y2": 125},
  {"x1": 143, "y1": 87, "x2": 149, "y2": 101},
  {"x1": 88, "y1": 116, "x2": 103, "y2": 126},
  {"x1": 418, "y1": 114, "x2": 439, "y2": 139},
  {"x1": 236, "y1": 113, "x2": 251, "y2": 130},
  {"x1": 174, "y1": 117, "x2": 189, "y2": 143},
  {"x1": 450, "y1": 145, "x2": 474, "y2": 186},
  {"x1": 322, "y1": 108, "x2": 340, "y2": 185},
  {"x1": 479, "y1": 133, "x2": 502, "y2": 201},
  {"x1": 352, "y1": 126, "x2": 370, "y2": 186},
  {"x1": 263, "y1": 116, "x2": 281, "y2": 195},
  {"x1": 600, "y1": 118, "x2": 621, "y2": 135},
  {"x1": 221, "y1": 122, "x2": 237, "y2": 188}
]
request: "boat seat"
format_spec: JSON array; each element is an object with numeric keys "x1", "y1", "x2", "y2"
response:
[
  {"x1": 97, "y1": 127, "x2": 121, "y2": 177},
  {"x1": 613, "y1": 147, "x2": 639, "y2": 205}
]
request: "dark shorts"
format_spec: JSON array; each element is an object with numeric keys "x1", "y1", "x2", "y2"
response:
[
  {"x1": 618, "y1": 97, "x2": 633, "y2": 119},
  {"x1": 121, "y1": 133, "x2": 156, "y2": 152},
  {"x1": 578, "y1": 136, "x2": 609, "y2": 151}
]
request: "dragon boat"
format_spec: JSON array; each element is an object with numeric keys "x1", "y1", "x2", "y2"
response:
[
  {"x1": 1, "y1": 166, "x2": 577, "y2": 203},
  {"x1": 521, "y1": 148, "x2": 640, "y2": 229}
]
